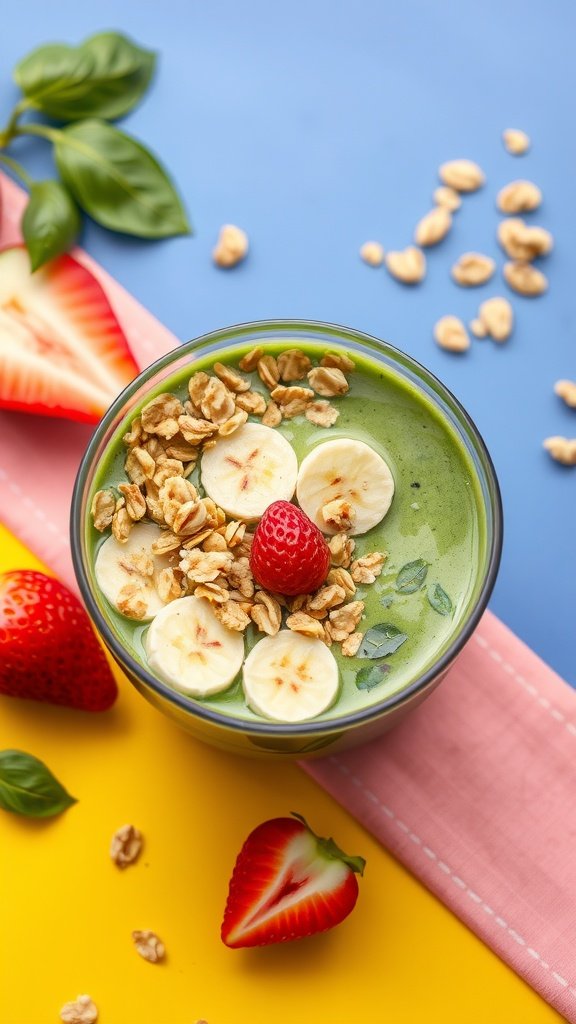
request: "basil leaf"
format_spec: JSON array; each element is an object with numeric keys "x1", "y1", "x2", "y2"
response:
[
  {"x1": 396, "y1": 558, "x2": 428, "y2": 594},
  {"x1": 22, "y1": 180, "x2": 80, "y2": 271},
  {"x1": 54, "y1": 120, "x2": 190, "y2": 238},
  {"x1": 358, "y1": 622, "x2": 408, "y2": 659},
  {"x1": 428, "y1": 583, "x2": 453, "y2": 616},
  {"x1": 356, "y1": 664, "x2": 391, "y2": 691},
  {"x1": 14, "y1": 33, "x2": 155, "y2": 121},
  {"x1": 0, "y1": 750, "x2": 77, "y2": 818},
  {"x1": 380, "y1": 593, "x2": 394, "y2": 609}
]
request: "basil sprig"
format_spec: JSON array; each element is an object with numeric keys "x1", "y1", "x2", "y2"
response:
[
  {"x1": 14, "y1": 32, "x2": 155, "y2": 121},
  {"x1": 0, "y1": 30, "x2": 190, "y2": 270},
  {"x1": 0, "y1": 749, "x2": 77, "y2": 818}
]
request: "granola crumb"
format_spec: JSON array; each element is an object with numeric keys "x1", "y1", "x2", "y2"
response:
[
  {"x1": 132, "y1": 930, "x2": 166, "y2": 964},
  {"x1": 110, "y1": 824, "x2": 143, "y2": 867},
  {"x1": 359, "y1": 241, "x2": 384, "y2": 266},
  {"x1": 341, "y1": 631, "x2": 363, "y2": 657},
  {"x1": 60, "y1": 995, "x2": 98, "y2": 1024}
]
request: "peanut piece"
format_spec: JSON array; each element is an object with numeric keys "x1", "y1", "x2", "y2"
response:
[
  {"x1": 497, "y1": 180, "x2": 542, "y2": 214},
  {"x1": 433, "y1": 186, "x2": 461, "y2": 212},
  {"x1": 438, "y1": 159, "x2": 485, "y2": 192},
  {"x1": 543, "y1": 437, "x2": 576, "y2": 466},
  {"x1": 414, "y1": 207, "x2": 452, "y2": 247},
  {"x1": 503, "y1": 261, "x2": 547, "y2": 296},
  {"x1": 554, "y1": 380, "x2": 576, "y2": 409},
  {"x1": 385, "y1": 246, "x2": 426, "y2": 284},
  {"x1": 359, "y1": 241, "x2": 385, "y2": 266},
  {"x1": 478, "y1": 297, "x2": 514, "y2": 342},
  {"x1": 502, "y1": 129, "x2": 530, "y2": 155},
  {"x1": 497, "y1": 218, "x2": 553, "y2": 261},
  {"x1": 434, "y1": 316, "x2": 470, "y2": 353},
  {"x1": 213, "y1": 224, "x2": 248, "y2": 268},
  {"x1": 452, "y1": 252, "x2": 495, "y2": 287}
]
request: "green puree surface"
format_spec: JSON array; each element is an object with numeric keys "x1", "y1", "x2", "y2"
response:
[{"x1": 88, "y1": 339, "x2": 486, "y2": 724}]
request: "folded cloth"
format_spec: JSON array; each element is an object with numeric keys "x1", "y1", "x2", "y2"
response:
[
  {"x1": 0, "y1": 172, "x2": 178, "y2": 589},
  {"x1": 1, "y1": 171, "x2": 575, "y2": 1021},
  {"x1": 303, "y1": 613, "x2": 576, "y2": 1023}
]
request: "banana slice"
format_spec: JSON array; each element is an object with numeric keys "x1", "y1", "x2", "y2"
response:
[
  {"x1": 296, "y1": 438, "x2": 394, "y2": 536},
  {"x1": 200, "y1": 423, "x2": 298, "y2": 521},
  {"x1": 146, "y1": 596, "x2": 244, "y2": 697},
  {"x1": 95, "y1": 522, "x2": 176, "y2": 621},
  {"x1": 243, "y1": 630, "x2": 339, "y2": 722}
]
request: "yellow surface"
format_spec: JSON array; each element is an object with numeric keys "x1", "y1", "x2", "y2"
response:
[{"x1": 0, "y1": 525, "x2": 564, "y2": 1024}]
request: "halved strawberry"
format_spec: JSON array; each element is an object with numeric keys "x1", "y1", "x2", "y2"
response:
[
  {"x1": 221, "y1": 813, "x2": 365, "y2": 948},
  {"x1": 0, "y1": 570, "x2": 117, "y2": 711},
  {"x1": 0, "y1": 246, "x2": 139, "y2": 423}
]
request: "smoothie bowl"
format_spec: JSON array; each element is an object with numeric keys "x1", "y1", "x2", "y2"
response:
[{"x1": 71, "y1": 321, "x2": 502, "y2": 758}]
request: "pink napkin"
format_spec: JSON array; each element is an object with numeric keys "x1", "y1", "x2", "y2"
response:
[{"x1": 1, "y1": 172, "x2": 575, "y2": 1021}]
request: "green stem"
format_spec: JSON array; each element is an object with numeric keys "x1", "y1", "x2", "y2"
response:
[
  {"x1": 14, "y1": 123, "x2": 61, "y2": 144},
  {"x1": 0, "y1": 152, "x2": 34, "y2": 189}
]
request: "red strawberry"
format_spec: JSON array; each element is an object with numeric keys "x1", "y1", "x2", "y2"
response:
[
  {"x1": 250, "y1": 500, "x2": 331, "y2": 596},
  {"x1": 0, "y1": 570, "x2": 117, "y2": 711},
  {"x1": 221, "y1": 813, "x2": 365, "y2": 948},
  {"x1": 0, "y1": 246, "x2": 139, "y2": 423}
]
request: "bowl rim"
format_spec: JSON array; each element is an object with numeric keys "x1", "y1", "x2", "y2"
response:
[{"x1": 71, "y1": 318, "x2": 503, "y2": 736}]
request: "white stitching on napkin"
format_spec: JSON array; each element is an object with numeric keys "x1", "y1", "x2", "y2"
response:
[
  {"x1": 329, "y1": 757, "x2": 575, "y2": 1000},
  {"x1": 0, "y1": 469, "x2": 68, "y2": 547},
  {"x1": 474, "y1": 632, "x2": 576, "y2": 738}
]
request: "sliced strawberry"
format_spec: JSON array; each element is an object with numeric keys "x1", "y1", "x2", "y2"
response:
[
  {"x1": 221, "y1": 813, "x2": 365, "y2": 948},
  {"x1": 0, "y1": 570, "x2": 117, "y2": 712},
  {"x1": 0, "y1": 246, "x2": 139, "y2": 423}
]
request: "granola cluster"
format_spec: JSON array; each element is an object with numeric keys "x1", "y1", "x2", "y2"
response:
[{"x1": 91, "y1": 348, "x2": 387, "y2": 658}]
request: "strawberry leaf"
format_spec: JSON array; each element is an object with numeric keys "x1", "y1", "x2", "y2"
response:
[{"x1": 0, "y1": 749, "x2": 77, "y2": 818}]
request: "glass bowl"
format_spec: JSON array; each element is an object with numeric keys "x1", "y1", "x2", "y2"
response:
[{"x1": 71, "y1": 320, "x2": 502, "y2": 758}]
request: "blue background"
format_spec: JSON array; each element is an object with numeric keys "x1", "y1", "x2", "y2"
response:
[{"x1": 1, "y1": 0, "x2": 574, "y2": 684}]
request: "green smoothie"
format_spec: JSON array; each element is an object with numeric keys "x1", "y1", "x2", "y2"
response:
[{"x1": 87, "y1": 340, "x2": 486, "y2": 724}]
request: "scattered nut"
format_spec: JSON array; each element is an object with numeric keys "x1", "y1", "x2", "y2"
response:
[
  {"x1": 439, "y1": 159, "x2": 485, "y2": 192},
  {"x1": 452, "y1": 252, "x2": 495, "y2": 287},
  {"x1": 341, "y1": 632, "x2": 363, "y2": 657},
  {"x1": 503, "y1": 261, "x2": 547, "y2": 296},
  {"x1": 469, "y1": 318, "x2": 487, "y2": 338},
  {"x1": 359, "y1": 241, "x2": 385, "y2": 266},
  {"x1": 305, "y1": 400, "x2": 339, "y2": 427},
  {"x1": 307, "y1": 366, "x2": 349, "y2": 397},
  {"x1": 261, "y1": 400, "x2": 282, "y2": 427},
  {"x1": 497, "y1": 180, "x2": 542, "y2": 214},
  {"x1": 238, "y1": 347, "x2": 263, "y2": 372},
  {"x1": 320, "y1": 352, "x2": 355, "y2": 372},
  {"x1": 91, "y1": 489, "x2": 116, "y2": 532},
  {"x1": 350, "y1": 552, "x2": 387, "y2": 584},
  {"x1": 132, "y1": 930, "x2": 166, "y2": 964},
  {"x1": 213, "y1": 224, "x2": 249, "y2": 268},
  {"x1": 502, "y1": 128, "x2": 530, "y2": 155},
  {"x1": 257, "y1": 355, "x2": 280, "y2": 389},
  {"x1": 554, "y1": 380, "x2": 576, "y2": 408},
  {"x1": 543, "y1": 437, "x2": 576, "y2": 466},
  {"x1": 60, "y1": 995, "x2": 98, "y2": 1024},
  {"x1": 433, "y1": 316, "x2": 470, "y2": 353},
  {"x1": 286, "y1": 611, "x2": 326, "y2": 639},
  {"x1": 414, "y1": 207, "x2": 452, "y2": 247},
  {"x1": 433, "y1": 186, "x2": 461, "y2": 212},
  {"x1": 110, "y1": 824, "x2": 143, "y2": 867},
  {"x1": 497, "y1": 218, "x2": 553, "y2": 261},
  {"x1": 385, "y1": 246, "x2": 426, "y2": 284},
  {"x1": 478, "y1": 297, "x2": 514, "y2": 342},
  {"x1": 277, "y1": 349, "x2": 312, "y2": 381},
  {"x1": 322, "y1": 498, "x2": 356, "y2": 532}
]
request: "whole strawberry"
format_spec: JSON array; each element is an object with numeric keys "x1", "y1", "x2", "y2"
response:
[
  {"x1": 250, "y1": 500, "x2": 331, "y2": 596},
  {"x1": 0, "y1": 570, "x2": 117, "y2": 711},
  {"x1": 221, "y1": 812, "x2": 365, "y2": 948}
]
